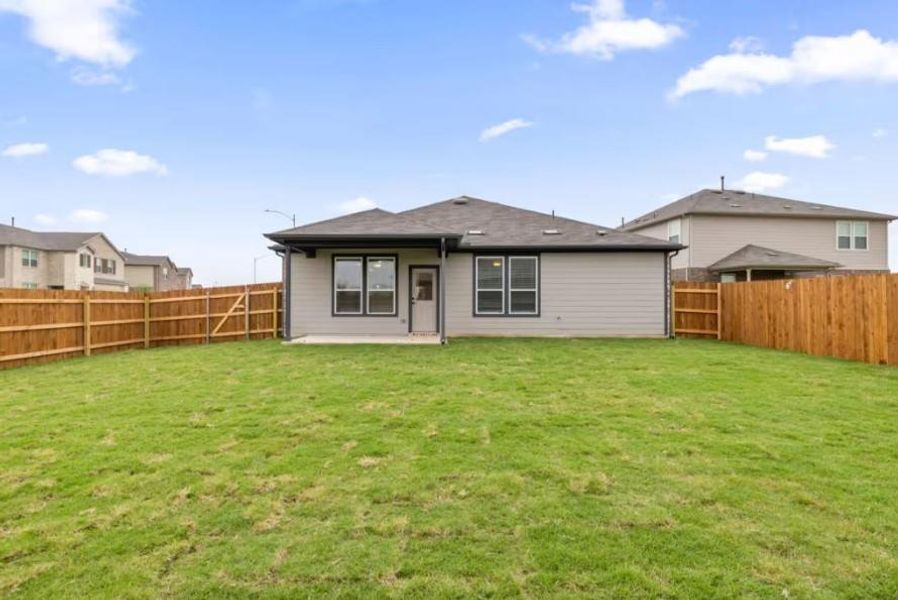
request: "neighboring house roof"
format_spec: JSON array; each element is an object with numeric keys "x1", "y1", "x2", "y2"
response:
[
  {"x1": 267, "y1": 196, "x2": 681, "y2": 251},
  {"x1": 122, "y1": 252, "x2": 175, "y2": 268},
  {"x1": 94, "y1": 276, "x2": 129, "y2": 286},
  {"x1": 176, "y1": 267, "x2": 193, "y2": 276},
  {"x1": 708, "y1": 244, "x2": 841, "y2": 272},
  {"x1": 0, "y1": 224, "x2": 98, "y2": 251},
  {"x1": 621, "y1": 189, "x2": 897, "y2": 231},
  {"x1": 0, "y1": 224, "x2": 126, "y2": 263}
]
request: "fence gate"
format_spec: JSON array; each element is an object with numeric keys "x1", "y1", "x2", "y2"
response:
[{"x1": 672, "y1": 282, "x2": 721, "y2": 339}]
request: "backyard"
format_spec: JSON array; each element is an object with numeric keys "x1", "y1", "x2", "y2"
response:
[{"x1": 1, "y1": 338, "x2": 897, "y2": 598}]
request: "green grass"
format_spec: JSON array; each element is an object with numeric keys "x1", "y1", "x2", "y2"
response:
[{"x1": 2, "y1": 339, "x2": 898, "y2": 599}]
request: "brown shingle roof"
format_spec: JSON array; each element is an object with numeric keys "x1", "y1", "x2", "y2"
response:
[
  {"x1": 621, "y1": 189, "x2": 896, "y2": 231},
  {"x1": 708, "y1": 244, "x2": 841, "y2": 272}
]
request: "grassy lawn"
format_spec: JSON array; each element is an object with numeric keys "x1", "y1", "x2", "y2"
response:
[{"x1": 2, "y1": 339, "x2": 898, "y2": 598}]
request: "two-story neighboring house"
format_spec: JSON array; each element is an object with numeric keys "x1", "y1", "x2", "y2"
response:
[
  {"x1": 621, "y1": 188, "x2": 895, "y2": 282},
  {"x1": 122, "y1": 252, "x2": 193, "y2": 291},
  {"x1": 0, "y1": 224, "x2": 129, "y2": 291}
]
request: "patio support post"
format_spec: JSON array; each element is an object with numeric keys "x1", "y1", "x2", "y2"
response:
[
  {"x1": 440, "y1": 238, "x2": 447, "y2": 344},
  {"x1": 283, "y1": 247, "x2": 292, "y2": 340}
]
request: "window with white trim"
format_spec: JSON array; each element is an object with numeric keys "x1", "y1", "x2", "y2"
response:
[
  {"x1": 79, "y1": 253, "x2": 91, "y2": 268},
  {"x1": 475, "y1": 256, "x2": 504, "y2": 314},
  {"x1": 21, "y1": 248, "x2": 38, "y2": 267},
  {"x1": 836, "y1": 221, "x2": 868, "y2": 250},
  {"x1": 333, "y1": 256, "x2": 397, "y2": 315},
  {"x1": 508, "y1": 256, "x2": 538, "y2": 314},
  {"x1": 475, "y1": 255, "x2": 539, "y2": 316},
  {"x1": 667, "y1": 219, "x2": 681, "y2": 244}
]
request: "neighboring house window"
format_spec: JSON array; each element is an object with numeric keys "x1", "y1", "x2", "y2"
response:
[
  {"x1": 95, "y1": 258, "x2": 117, "y2": 274},
  {"x1": 163, "y1": 267, "x2": 169, "y2": 277},
  {"x1": 22, "y1": 282, "x2": 38, "y2": 289},
  {"x1": 836, "y1": 221, "x2": 868, "y2": 250},
  {"x1": 667, "y1": 219, "x2": 681, "y2": 244},
  {"x1": 79, "y1": 253, "x2": 91, "y2": 268},
  {"x1": 21, "y1": 249, "x2": 38, "y2": 267},
  {"x1": 333, "y1": 255, "x2": 397, "y2": 316},
  {"x1": 475, "y1": 255, "x2": 540, "y2": 316}
]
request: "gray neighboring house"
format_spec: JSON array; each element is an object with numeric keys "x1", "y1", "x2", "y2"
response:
[
  {"x1": 266, "y1": 196, "x2": 681, "y2": 343},
  {"x1": 0, "y1": 223, "x2": 129, "y2": 291},
  {"x1": 122, "y1": 252, "x2": 192, "y2": 291},
  {"x1": 621, "y1": 188, "x2": 896, "y2": 282}
]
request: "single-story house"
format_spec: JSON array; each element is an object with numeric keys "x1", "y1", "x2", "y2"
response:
[{"x1": 265, "y1": 196, "x2": 682, "y2": 343}]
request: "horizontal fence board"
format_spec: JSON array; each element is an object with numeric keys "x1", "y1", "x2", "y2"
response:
[
  {"x1": 0, "y1": 283, "x2": 282, "y2": 369},
  {"x1": 674, "y1": 274, "x2": 897, "y2": 367}
]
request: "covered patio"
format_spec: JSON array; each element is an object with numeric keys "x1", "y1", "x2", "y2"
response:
[{"x1": 709, "y1": 244, "x2": 841, "y2": 282}]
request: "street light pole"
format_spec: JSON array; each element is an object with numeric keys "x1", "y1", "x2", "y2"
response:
[
  {"x1": 264, "y1": 209, "x2": 295, "y2": 227},
  {"x1": 253, "y1": 254, "x2": 275, "y2": 284}
]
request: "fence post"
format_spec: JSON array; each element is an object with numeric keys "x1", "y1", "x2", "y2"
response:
[
  {"x1": 205, "y1": 293, "x2": 211, "y2": 344},
  {"x1": 272, "y1": 287, "x2": 278, "y2": 338},
  {"x1": 83, "y1": 294, "x2": 91, "y2": 357},
  {"x1": 245, "y1": 285, "x2": 251, "y2": 340},
  {"x1": 716, "y1": 282, "x2": 722, "y2": 340},
  {"x1": 144, "y1": 295, "x2": 150, "y2": 349}
]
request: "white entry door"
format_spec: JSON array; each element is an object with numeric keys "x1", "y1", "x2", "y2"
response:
[{"x1": 411, "y1": 267, "x2": 438, "y2": 333}]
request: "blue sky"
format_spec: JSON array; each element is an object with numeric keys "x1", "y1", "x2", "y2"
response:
[{"x1": 1, "y1": 0, "x2": 897, "y2": 284}]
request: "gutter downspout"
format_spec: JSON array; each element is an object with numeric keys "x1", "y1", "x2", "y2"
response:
[
  {"x1": 667, "y1": 249, "x2": 680, "y2": 339},
  {"x1": 283, "y1": 246, "x2": 292, "y2": 340},
  {"x1": 440, "y1": 238, "x2": 447, "y2": 344}
]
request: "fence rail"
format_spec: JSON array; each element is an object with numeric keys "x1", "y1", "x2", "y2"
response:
[
  {"x1": 673, "y1": 274, "x2": 898, "y2": 367},
  {"x1": 0, "y1": 283, "x2": 282, "y2": 369}
]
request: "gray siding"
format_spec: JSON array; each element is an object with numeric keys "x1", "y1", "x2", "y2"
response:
[
  {"x1": 688, "y1": 215, "x2": 889, "y2": 270},
  {"x1": 631, "y1": 217, "x2": 690, "y2": 269},
  {"x1": 290, "y1": 249, "x2": 667, "y2": 338},
  {"x1": 290, "y1": 248, "x2": 440, "y2": 337},
  {"x1": 445, "y1": 253, "x2": 665, "y2": 337}
]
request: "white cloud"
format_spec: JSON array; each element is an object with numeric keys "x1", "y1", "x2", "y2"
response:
[
  {"x1": 765, "y1": 134, "x2": 835, "y2": 158},
  {"x1": 523, "y1": 0, "x2": 683, "y2": 60},
  {"x1": 338, "y1": 196, "x2": 377, "y2": 214},
  {"x1": 71, "y1": 66, "x2": 121, "y2": 86},
  {"x1": 479, "y1": 118, "x2": 534, "y2": 142},
  {"x1": 671, "y1": 30, "x2": 898, "y2": 98},
  {"x1": 33, "y1": 213, "x2": 57, "y2": 225},
  {"x1": 743, "y1": 149, "x2": 768, "y2": 162},
  {"x1": 73, "y1": 149, "x2": 167, "y2": 176},
  {"x1": 70, "y1": 208, "x2": 109, "y2": 224},
  {"x1": 729, "y1": 36, "x2": 764, "y2": 53},
  {"x1": 735, "y1": 171, "x2": 789, "y2": 193},
  {"x1": 2, "y1": 142, "x2": 48, "y2": 157},
  {"x1": 873, "y1": 127, "x2": 888, "y2": 138},
  {"x1": 0, "y1": 0, "x2": 136, "y2": 68}
]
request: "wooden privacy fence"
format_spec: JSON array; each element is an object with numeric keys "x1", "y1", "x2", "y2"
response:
[
  {"x1": 673, "y1": 274, "x2": 898, "y2": 366},
  {"x1": 0, "y1": 282, "x2": 282, "y2": 369}
]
